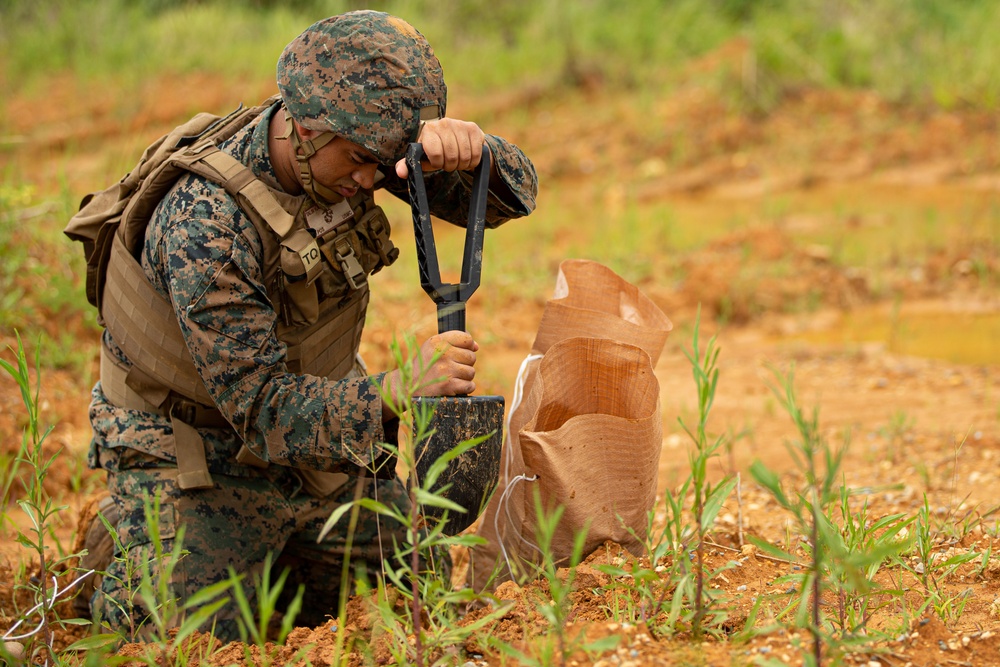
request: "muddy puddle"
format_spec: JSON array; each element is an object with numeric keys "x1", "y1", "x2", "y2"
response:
[{"x1": 782, "y1": 303, "x2": 1000, "y2": 365}]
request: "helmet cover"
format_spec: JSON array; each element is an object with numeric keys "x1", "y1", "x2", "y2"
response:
[{"x1": 277, "y1": 10, "x2": 447, "y2": 166}]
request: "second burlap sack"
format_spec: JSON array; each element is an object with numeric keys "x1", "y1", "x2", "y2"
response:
[{"x1": 468, "y1": 259, "x2": 672, "y2": 592}]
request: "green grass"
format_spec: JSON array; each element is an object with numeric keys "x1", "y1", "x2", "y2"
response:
[
  {"x1": 2, "y1": 0, "x2": 1000, "y2": 107},
  {"x1": 0, "y1": 183, "x2": 101, "y2": 373}
]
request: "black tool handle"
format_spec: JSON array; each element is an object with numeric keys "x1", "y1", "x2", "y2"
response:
[{"x1": 406, "y1": 143, "x2": 492, "y2": 333}]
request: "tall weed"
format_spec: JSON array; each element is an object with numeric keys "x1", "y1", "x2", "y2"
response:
[
  {"x1": 595, "y1": 312, "x2": 736, "y2": 640},
  {"x1": 0, "y1": 334, "x2": 94, "y2": 663},
  {"x1": 748, "y1": 365, "x2": 912, "y2": 665}
]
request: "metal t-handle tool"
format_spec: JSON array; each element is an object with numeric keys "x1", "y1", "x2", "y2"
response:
[
  {"x1": 406, "y1": 142, "x2": 492, "y2": 334},
  {"x1": 404, "y1": 142, "x2": 503, "y2": 536}
]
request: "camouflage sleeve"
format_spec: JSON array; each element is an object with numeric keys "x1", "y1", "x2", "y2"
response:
[
  {"x1": 148, "y1": 194, "x2": 388, "y2": 472},
  {"x1": 380, "y1": 134, "x2": 537, "y2": 229}
]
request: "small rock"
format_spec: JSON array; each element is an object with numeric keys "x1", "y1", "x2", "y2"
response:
[
  {"x1": 493, "y1": 580, "x2": 522, "y2": 601},
  {"x1": 3, "y1": 642, "x2": 26, "y2": 664},
  {"x1": 990, "y1": 598, "x2": 1000, "y2": 619},
  {"x1": 804, "y1": 244, "x2": 832, "y2": 262},
  {"x1": 953, "y1": 258, "x2": 974, "y2": 275}
]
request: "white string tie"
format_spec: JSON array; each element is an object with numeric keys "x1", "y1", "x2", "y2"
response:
[
  {"x1": 494, "y1": 472, "x2": 540, "y2": 581},
  {"x1": 503, "y1": 353, "x2": 543, "y2": 481},
  {"x1": 4, "y1": 570, "x2": 94, "y2": 641}
]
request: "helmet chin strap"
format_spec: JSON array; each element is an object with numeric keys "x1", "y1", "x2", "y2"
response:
[{"x1": 280, "y1": 109, "x2": 344, "y2": 207}]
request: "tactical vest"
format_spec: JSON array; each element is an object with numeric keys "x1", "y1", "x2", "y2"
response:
[{"x1": 65, "y1": 97, "x2": 399, "y2": 492}]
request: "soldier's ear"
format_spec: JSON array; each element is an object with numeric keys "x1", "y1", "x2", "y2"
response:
[{"x1": 295, "y1": 120, "x2": 324, "y2": 141}]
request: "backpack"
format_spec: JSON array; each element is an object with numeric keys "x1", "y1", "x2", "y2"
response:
[{"x1": 63, "y1": 97, "x2": 276, "y2": 321}]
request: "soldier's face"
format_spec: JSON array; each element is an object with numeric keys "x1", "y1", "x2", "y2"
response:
[{"x1": 308, "y1": 136, "x2": 380, "y2": 198}]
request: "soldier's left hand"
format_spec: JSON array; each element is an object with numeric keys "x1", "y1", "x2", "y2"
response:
[{"x1": 395, "y1": 118, "x2": 486, "y2": 178}]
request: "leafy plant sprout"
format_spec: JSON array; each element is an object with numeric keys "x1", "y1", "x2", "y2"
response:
[
  {"x1": 676, "y1": 308, "x2": 738, "y2": 639},
  {"x1": 1, "y1": 333, "x2": 94, "y2": 664}
]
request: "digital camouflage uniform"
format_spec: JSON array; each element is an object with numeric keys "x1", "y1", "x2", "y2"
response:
[{"x1": 86, "y1": 11, "x2": 537, "y2": 641}]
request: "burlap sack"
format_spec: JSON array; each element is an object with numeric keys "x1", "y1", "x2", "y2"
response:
[{"x1": 468, "y1": 259, "x2": 672, "y2": 591}]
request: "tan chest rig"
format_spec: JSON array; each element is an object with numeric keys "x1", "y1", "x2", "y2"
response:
[{"x1": 68, "y1": 98, "x2": 398, "y2": 493}]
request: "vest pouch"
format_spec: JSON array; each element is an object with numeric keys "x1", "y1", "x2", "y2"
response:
[
  {"x1": 318, "y1": 228, "x2": 369, "y2": 296},
  {"x1": 66, "y1": 181, "x2": 136, "y2": 311},
  {"x1": 356, "y1": 205, "x2": 399, "y2": 274},
  {"x1": 280, "y1": 228, "x2": 322, "y2": 326},
  {"x1": 234, "y1": 439, "x2": 349, "y2": 498}
]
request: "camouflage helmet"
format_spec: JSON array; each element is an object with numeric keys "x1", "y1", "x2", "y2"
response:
[{"x1": 277, "y1": 11, "x2": 447, "y2": 166}]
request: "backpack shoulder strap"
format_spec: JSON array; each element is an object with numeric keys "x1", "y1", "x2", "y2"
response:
[
  {"x1": 64, "y1": 96, "x2": 281, "y2": 314},
  {"x1": 118, "y1": 98, "x2": 280, "y2": 256},
  {"x1": 190, "y1": 146, "x2": 296, "y2": 239}
]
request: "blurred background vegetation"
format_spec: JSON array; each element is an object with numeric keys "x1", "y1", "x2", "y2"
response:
[{"x1": 2, "y1": 0, "x2": 999, "y2": 108}]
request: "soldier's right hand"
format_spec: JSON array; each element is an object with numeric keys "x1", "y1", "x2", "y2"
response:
[{"x1": 381, "y1": 331, "x2": 480, "y2": 412}]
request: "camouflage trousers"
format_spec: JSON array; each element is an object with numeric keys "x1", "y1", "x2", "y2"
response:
[{"x1": 89, "y1": 463, "x2": 446, "y2": 642}]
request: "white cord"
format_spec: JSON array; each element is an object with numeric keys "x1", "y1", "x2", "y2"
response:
[
  {"x1": 487, "y1": 352, "x2": 543, "y2": 582},
  {"x1": 4, "y1": 570, "x2": 94, "y2": 641},
  {"x1": 493, "y1": 473, "x2": 540, "y2": 581},
  {"x1": 503, "y1": 353, "x2": 543, "y2": 482}
]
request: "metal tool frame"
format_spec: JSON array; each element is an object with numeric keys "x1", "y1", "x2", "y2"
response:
[{"x1": 406, "y1": 142, "x2": 492, "y2": 334}]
